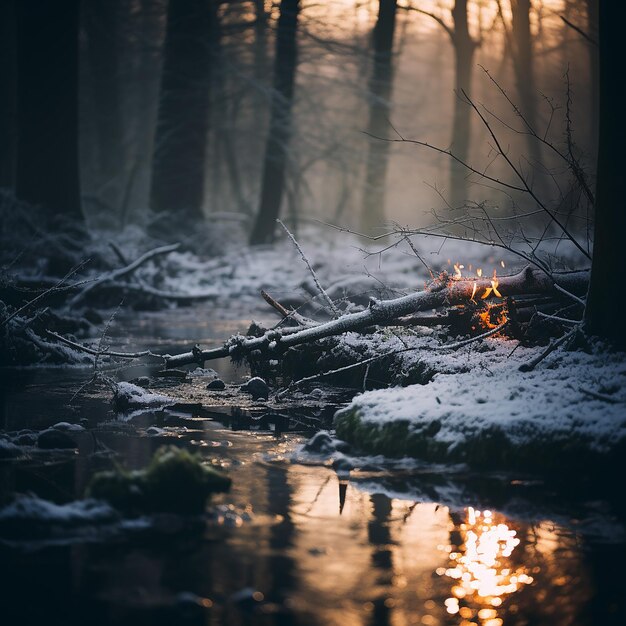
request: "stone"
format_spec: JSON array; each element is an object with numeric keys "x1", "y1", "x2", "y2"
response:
[
  {"x1": 37, "y1": 429, "x2": 77, "y2": 450},
  {"x1": 303, "y1": 431, "x2": 335, "y2": 454},
  {"x1": 207, "y1": 379, "x2": 226, "y2": 390},
  {"x1": 240, "y1": 377, "x2": 269, "y2": 400}
]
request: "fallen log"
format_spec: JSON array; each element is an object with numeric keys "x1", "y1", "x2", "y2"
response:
[{"x1": 164, "y1": 266, "x2": 589, "y2": 368}]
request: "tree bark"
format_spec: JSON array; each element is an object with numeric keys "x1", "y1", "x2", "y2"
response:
[
  {"x1": 249, "y1": 0, "x2": 301, "y2": 245},
  {"x1": 360, "y1": 0, "x2": 398, "y2": 234},
  {"x1": 586, "y1": 0, "x2": 599, "y2": 161},
  {"x1": 150, "y1": 0, "x2": 216, "y2": 220},
  {"x1": 0, "y1": 0, "x2": 17, "y2": 190},
  {"x1": 584, "y1": 1, "x2": 626, "y2": 349},
  {"x1": 15, "y1": 0, "x2": 83, "y2": 222}
]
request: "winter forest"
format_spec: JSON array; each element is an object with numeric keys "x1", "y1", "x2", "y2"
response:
[{"x1": 0, "y1": 1, "x2": 625, "y2": 625}]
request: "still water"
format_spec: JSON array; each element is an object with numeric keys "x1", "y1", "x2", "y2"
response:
[{"x1": 0, "y1": 307, "x2": 623, "y2": 626}]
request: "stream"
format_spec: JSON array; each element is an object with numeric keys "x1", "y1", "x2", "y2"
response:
[{"x1": 0, "y1": 305, "x2": 624, "y2": 626}]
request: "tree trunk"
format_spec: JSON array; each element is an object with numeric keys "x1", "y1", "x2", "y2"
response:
[
  {"x1": 150, "y1": 0, "x2": 216, "y2": 221},
  {"x1": 360, "y1": 0, "x2": 398, "y2": 235},
  {"x1": 15, "y1": 0, "x2": 83, "y2": 222},
  {"x1": 0, "y1": 0, "x2": 17, "y2": 190},
  {"x1": 584, "y1": 1, "x2": 626, "y2": 350},
  {"x1": 449, "y1": 0, "x2": 476, "y2": 208},
  {"x1": 83, "y1": 0, "x2": 125, "y2": 204},
  {"x1": 510, "y1": 0, "x2": 542, "y2": 169},
  {"x1": 249, "y1": 0, "x2": 301, "y2": 246},
  {"x1": 586, "y1": 0, "x2": 599, "y2": 161}
]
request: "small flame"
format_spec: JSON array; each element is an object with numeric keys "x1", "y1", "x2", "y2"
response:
[
  {"x1": 500, "y1": 261, "x2": 505, "y2": 268},
  {"x1": 453, "y1": 263, "x2": 464, "y2": 279},
  {"x1": 476, "y1": 268, "x2": 482, "y2": 277},
  {"x1": 470, "y1": 281, "x2": 478, "y2": 301},
  {"x1": 492, "y1": 278, "x2": 502, "y2": 298}
]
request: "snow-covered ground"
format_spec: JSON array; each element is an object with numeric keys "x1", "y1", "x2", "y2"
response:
[{"x1": 334, "y1": 329, "x2": 626, "y2": 472}]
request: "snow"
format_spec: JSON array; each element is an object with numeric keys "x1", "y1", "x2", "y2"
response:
[
  {"x1": 0, "y1": 494, "x2": 117, "y2": 525},
  {"x1": 113, "y1": 381, "x2": 174, "y2": 412},
  {"x1": 335, "y1": 333, "x2": 626, "y2": 458}
]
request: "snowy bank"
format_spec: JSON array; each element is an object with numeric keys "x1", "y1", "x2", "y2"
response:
[{"x1": 334, "y1": 336, "x2": 626, "y2": 474}]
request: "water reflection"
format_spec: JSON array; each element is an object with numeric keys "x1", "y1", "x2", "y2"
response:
[
  {"x1": 438, "y1": 507, "x2": 533, "y2": 624},
  {"x1": 0, "y1": 401, "x2": 619, "y2": 625}
]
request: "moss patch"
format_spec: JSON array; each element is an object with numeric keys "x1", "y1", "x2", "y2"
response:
[
  {"x1": 87, "y1": 446, "x2": 231, "y2": 515},
  {"x1": 334, "y1": 407, "x2": 626, "y2": 477}
]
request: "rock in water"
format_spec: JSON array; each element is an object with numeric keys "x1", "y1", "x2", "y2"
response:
[
  {"x1": 207, "y1": 379, "x2": 226, "y2": 390},
  {"x1": 37, "y1": 429, "x2": 77, "y2": 450},
  {"x1": 303, "y1": 431, "x2": 335, "y2": 454},
  {"x1": 240, "y1": 377, "x2": 269, "y2": 400}
]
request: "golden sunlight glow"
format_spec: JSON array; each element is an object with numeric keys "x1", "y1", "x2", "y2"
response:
[{"x1": 438, "y1": 507, "x2": 534, "y2": 625}]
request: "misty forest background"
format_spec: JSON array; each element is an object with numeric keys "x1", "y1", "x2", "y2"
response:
[{"x1": 0, "y1": 0, "x2": 600, "y2": 246}]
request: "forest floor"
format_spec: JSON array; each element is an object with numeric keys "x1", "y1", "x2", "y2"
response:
[{"x1": 1, "y1": 204, "x2": 624, "y2": 481}]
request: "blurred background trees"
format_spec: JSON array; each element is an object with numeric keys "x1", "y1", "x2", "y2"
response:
[{"x1": 0, "y1": 1, "x2": 599, "y2": 242}]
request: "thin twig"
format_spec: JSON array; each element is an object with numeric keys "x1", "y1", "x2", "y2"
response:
[
  {"x1": 0, "y1": 260, "x2": 89, "y2": 328},
  {"x1": 436, "y1": 320, "x2": 509, "y2": 351},
  {"x1": 277, "y1": 219, "x2": 341, "y2": 318},
  {"x1": 519, "y1": 326, "x2": 579, "y2": 372},
  {"x1": 45, "y1": 330, "x2": 162, "y2": 360}
]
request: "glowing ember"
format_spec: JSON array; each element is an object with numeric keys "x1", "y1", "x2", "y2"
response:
[{"x1": 478, "y1": 305, "x2": 507, "y2": 329}]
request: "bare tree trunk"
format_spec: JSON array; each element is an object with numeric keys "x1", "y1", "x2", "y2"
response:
[
  {"x1": 15, "y1": 0, "x2": 83, "y2": 223},
  {"x1": 510, "y1": 0, "x2": 542, "y2": 169},
  {"x1": 0, "y1": 0, "x2": 16, "y2": 190},
  {"x1": 150, "y1": 0, "x2": 216, "y2": 221},
  {"x1": 360, "y1": 0, "x2": 398, "y2": 235},
  {"x1": 585, "y1": 1, "x2": 626, "y2": 350},
  {"x1": 83, "y1": 0, "x2": 125, "y2": 207},
  {"x1": 249, "y1": 0, "x2": 301, "y2": 246},
  {"x1": 586, "y1": 0, "x2": 599, "y2": 161},
  {"x1": 449, "y1": 0, "x2": 477, "y2": 208}
]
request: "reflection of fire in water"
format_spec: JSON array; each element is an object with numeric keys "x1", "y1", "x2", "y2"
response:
[{"x1": 437, "y1": 507, "x2": 534, "y2": 625}]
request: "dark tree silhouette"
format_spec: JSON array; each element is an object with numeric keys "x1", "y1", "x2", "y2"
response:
[
  {"x1": 150, "y1": 0, "x2": 217, "y2": 221},
  {"x1": 509, "y1": 0, "x2": 542, "y2": 169},
  {"x1": 586, "y1": 0, "x2": 599, "y2": 159},
  {"x1": 360, "y1": 0, "x2": 398, "y2": 235},
  {"x1": 83, "y1": 0, "x2": 125, "y2": 195},
  {"x1": 15, "y1": 0, "x2": 83, "y2": 222},
  {"x1": 415, "y1": 1, "x2": 479, "y2": 208},
  {"x1": 249, "y1": 0, "x2": 301, "y2": 246},
  {"x1": 585, "y1": 0, "x2": 626, "y2": 349},
  {"x1": 0, "y1": 0, "x2": 16, "y2": 190},
  {"x1": 449, "y1": 0, "x2": 478, "y2": 208}
]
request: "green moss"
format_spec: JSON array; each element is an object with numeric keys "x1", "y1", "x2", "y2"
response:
[
  {"x1": 334, "y1": 408, "x2": 626, "y2": 476},
  {"x1": 87, "y1": 446, "x2": 231, "y2": 515}
]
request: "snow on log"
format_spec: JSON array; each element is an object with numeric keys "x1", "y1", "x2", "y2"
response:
[{"x1": 165, "y1": 267, "x2": 589, "y2": 368}]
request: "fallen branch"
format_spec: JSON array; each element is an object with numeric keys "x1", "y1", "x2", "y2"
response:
[
  {"x1": 69, "y1": 243, "x2": 180, "y2": 306},
  {"x1": 46, "y1": 330, "x2": 162, "y2": 361},
  {"x1": 164, "y1": 266, "x2": 589, "y2": 368}
]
